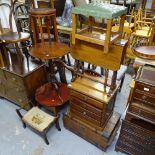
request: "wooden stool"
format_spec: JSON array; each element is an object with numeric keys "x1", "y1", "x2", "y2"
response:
[
  {"x1": 16, "y1": 106, "x2": 61, "y2": 145},
  {"x1": 29, "y1": 8, "x2": 70, "y2": 83}
]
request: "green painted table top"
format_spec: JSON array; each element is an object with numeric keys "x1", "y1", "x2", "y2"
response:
[{"x1": 72, "y1": 3, "x2": 127, "y2": 19}]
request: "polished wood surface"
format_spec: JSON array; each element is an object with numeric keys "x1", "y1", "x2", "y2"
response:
[
  {"x1": 29, "y1": 42, "x2": 70, "y2": 60},
  {"x1": 134, "y1": 46, "x2": 155, "y2": 60},
  {"x1": 30, "y1": 8, "x2": 56, "y2": 15},
  {"x1": 71, "y1": 39, "x2": 128, "y2": 71},
  {"x1": 35, "y1": 83, "x2": 70, "y2": 107}
]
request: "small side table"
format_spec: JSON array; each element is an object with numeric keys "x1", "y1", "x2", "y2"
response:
[{"x1": 134, "y1": 46, "x2": 155, "y2": 60}]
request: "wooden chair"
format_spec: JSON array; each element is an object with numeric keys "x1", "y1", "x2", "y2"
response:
[
  {"x1": 0, "y1": 0, "x2": 30, "y2": 64},
  {"x1": 112, "y1": 7, "x2": 135, "y2": 39},
  {"x1": 131, "y1": 13, "x2": 155, "y2": 46}
]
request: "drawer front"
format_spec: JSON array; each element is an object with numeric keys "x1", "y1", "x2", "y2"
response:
[
  {"x1": 70, "y1": 90, "x2": 104, "y2": 109},
  {"x1": 5, "y1": 72, "x2": 24, "y2": 88},
  {"x1": 116, "y1": 139, "x2": 154, "y2": 155},
  {"x1": 70, "y1": 97, "x2": 102, "y2": 116},
  {"x1": 135, "y1": 82, "x2": 155, "y2": 96},
  {"x1": 121, "y1": 120, "x2": 155, "y2": 141},
  {"x1": 70, "y1": 108, "x2": 101, "y2": 126},
  {"x1": 133, "y1": 90, "x2": 155, "y2": 106},
  {"x1": 120, "y1": 130, "x2": 155, "y2": 148},
  {"x1": 70, "y1": 101, "x2": 102, "y2": 122},
  {"x1": 129, "y1": 103, "x2": 155, "y2": 122}
]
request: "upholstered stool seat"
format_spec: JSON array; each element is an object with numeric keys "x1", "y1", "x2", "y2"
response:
[
  {"x1": 22, "y1": 107, "x2": 56, "y2": 132},
  {"x1": 16, "y1": 106, "x2": 61, "y2": 145}
]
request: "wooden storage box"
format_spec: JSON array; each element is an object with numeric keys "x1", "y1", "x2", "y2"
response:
[
  {"x1": 0, "y1": 55, "x2": 47, "y2": 109},
  {"x1": 64, "y1": 111, "x2": 121, "y2": 151}
]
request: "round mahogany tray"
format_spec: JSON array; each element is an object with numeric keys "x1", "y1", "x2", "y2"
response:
[{"x1": 134, "y1": 46, "x2": 155, "y2": 60}]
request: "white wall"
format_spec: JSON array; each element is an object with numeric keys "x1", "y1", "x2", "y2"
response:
[{"x1": 0, "y1": 0, "x2": 17, "y2": 31}]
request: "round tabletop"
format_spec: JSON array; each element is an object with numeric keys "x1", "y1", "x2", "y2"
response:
[{"x1": 134, "y1": 46, "x2": 155, "y2": 60}]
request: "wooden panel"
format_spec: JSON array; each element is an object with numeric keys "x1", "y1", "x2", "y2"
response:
[
  {"x1": 5, "y1": 71, "x2": 25, "y2": 88},
  {"x1": 71, "y1": 39, "x2": 128, "y2": 71},
  {"x1": 0, "y1": 54, "x2": 47, "y2": 109}
]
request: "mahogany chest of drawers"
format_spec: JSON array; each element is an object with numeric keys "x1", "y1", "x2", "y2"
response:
[
  {"x1": 68, "y1": 76, "x2": 117, "y2": 129},
  {"x1": 116, "y1": 65, "x2": 155, "y2": 155},
  {"x1": 0, "y1": 56, "x2": 47, "y2": 109},
  {"x1": 64, "y1": 75, "x2": 121, "y2": 150},
  {"x1": 116, "y1": 118, "x2": 155, "y2": 155},
  {"x1": 129, "y1": 65, "x2": 155, "y2": 123}
]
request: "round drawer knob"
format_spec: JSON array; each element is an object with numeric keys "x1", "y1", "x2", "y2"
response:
[
  {"x1": 142, "y1": 95, "x2": 147, "y2": 100},
  {"x1": 83, "y1": 111, "x2": 86, "y2": 115}
]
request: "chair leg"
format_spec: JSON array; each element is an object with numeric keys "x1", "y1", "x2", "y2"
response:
[
  {"x1": 55, "y1": 119, "x2": 61, "y2": 131},
  {"x1": 119, "y1": 75, "x2": 125, "y2": 92},
  {"x1": 43, "y1": 133, "x2": 49, "y2": 145},
  {"x1": 66, "y1": 54, "x2": 71, "y2": 66},
  {"x1": 16, "y1": 109, "x2": 26, "y2": 128}
]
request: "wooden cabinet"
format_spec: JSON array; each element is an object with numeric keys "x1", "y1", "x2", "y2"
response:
[
  {"x1": 128, "y1": 65, "x2": 155, "y2": 123},
  {"x1": 70, "y1": 89, "x2": 116, "y2": 129},
  {"x1": 116, "y1": 119, "x2": 155, "y2": 155},
  {"x1": 0, "y1": 55, "x2": 47, "y2": 109},
  {"x1": 116, "y1": 65, "x2": 155, "y2": 155}
]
